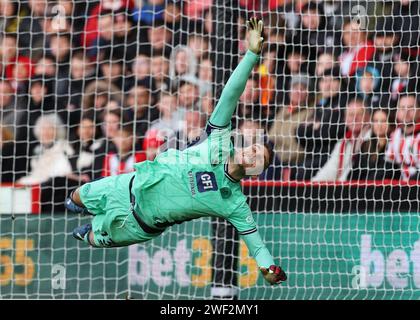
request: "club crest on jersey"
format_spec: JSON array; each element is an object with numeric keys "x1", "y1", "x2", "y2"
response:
[{"x1": 196, "y1": 172, "x2": 218, "y2": 192}]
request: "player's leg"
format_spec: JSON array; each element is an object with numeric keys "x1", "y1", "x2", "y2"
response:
[
  {"x1": 73, "y1": 222, "x2": 112, "y2": 248},
  {"x1": 71, "y1": 172, "x2": 158, "y2": 248},
  {"x1": 72, "y1": 223, "x2": 96, "y2": 246},
  {"x1": 65, "y1": 187, "x2": 92, "y2": 215},
  {"x1": 73, "y1": 211, "x2": 158, "y2": 248},
  {"x1": 66, "y1": 176, "x2": 108, "y2": 216}
]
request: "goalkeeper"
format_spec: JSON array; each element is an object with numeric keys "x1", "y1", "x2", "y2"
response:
[{"x1": 65, "y1": 18, "x2": 286, "y2": 285}]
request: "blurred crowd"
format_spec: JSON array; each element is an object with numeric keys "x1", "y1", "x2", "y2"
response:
[{"x1": 1, "y1": 0, "x2": 420, "y2": 211}]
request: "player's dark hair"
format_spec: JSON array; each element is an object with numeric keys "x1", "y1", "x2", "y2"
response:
[{"x1": 263, "y1": 141, "x2": 274, "y2": 170}]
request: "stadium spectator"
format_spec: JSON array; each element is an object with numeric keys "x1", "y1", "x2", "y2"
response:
[
  {"x1": 151, "y1": 54, "x2": 170, "y2": 92},
  {"x1": 283, "y1": 46, "x2": 311, "y2": 91},
  {"x1": 166, "y1": 109, "x2": 207, "y2": 150},
  {"x1": 0, "y1": 125, "x2": 15, "y2": 182},
  {"x1": 350, "y1": 109, "x2": 401, "y2": 181},
  {"x1": 67, "y1": 111, "x2": 105, "y2": 182},
  {"x1": 82, "y1": 80, "x2": 122, "y2": 116},
  {"x1": 389, "y1": 50, "x2": 419, "y2": 107},
  {"x1": 34, "y1": 55, "x2": 56, "y2": 78},
  {"x1": 103, "y1": 100, "x2": 121, "y2": 113},
  {"x1": 125, "y1": 54, "x2": 155, "y2": 91},
  {"x1": 184, "y1": 0, "x2": 211, "y2": 20},
  {"x1": 354, "y1": 65, "x2": 382, "y2": 110},
  {"x1": 177, "y1": 79, "x2": 200, "y2": 110},
  {"x1": 99, "y1": 56, "x2": 125, "y2": 89},
  {"x1": 197, "y1": 57, "x2": 212, "y2": 96},
  {"x1": 164, "y1": 0, "x2": 182, "y2": 28},
  {"x1": 62, "y1": 52, "x2": 95, "y2": 116},
  {"x1": 187, "y1": 34, "x2": 209, "y2": 61},
  {"x1": 101, "y1": 124, "x2": 146, "y2": 177},
  {"x1": 239, "y1": 71, "x2": 275, "y2": 126},
  {"x1": 141, "y1": 19, "x2": 172, "y2": 57},
  {"x1": 312, "y1": 98, "x2": 371, "y2": 182},
  {"x1": 392, "y1": 0, "x2": 420, "y2": 55},
  {"x1": 320, "y1": 0, "x2": 351, "y2": 34},
  {"x1": 202, "y1": 8, "x2": 212, "y2": 34},
  {"x1": 281, "y1": 0, "x2": 310, "y2": 31},
  {"x1": 259, "y1": 49, "x2": 277, "y2": 107},
  {"x1": 338, "y1": 19, "x2": 375, "y2": 77},
  {"x1": 142, "y1": 128, "x2": 165, "y2": 161},
  {"x1": 371, "y1": 16, "x2": 400, "y2": 92},
  {"x1": 149, "y1": 92, "x2": 182, "y2": 138},
  {"x1": 315, "y1": 51, "x2": 337, "y2": 78},
  {"x1": 82, "y1": 0, "x2": 135, "y2": 49},
  {"x1": 90, "y1": 8, "x2": 138, "y2": 62},
  {"x1": 126, "y1": 84, "x2": 159, "y2": 143},
  {"x1": 24, "y1": 76, "x2": 59, "y2": 133},
  {"x1": 42, "y1": 8, "x2": 72, "y2": 35},
  {"x1": 1, "y1": 33, "x2": 34, "y2": 92},
  {"x1": 0, "y1": 0, "x2": 27, "y2": 33},
  {"x1": 0, "y1": 125, "x2": 13, "y2": 150},
  {"x1": 200, "y1": 91, "x2": 214, "y2": 116},
  {"x1": 134, "y1": 0, "x2": 165, "y2": 26},
  {"x1": 385, "y1": 94, "x2": 420, "y2": 181},
  {"x1": 269, "y1": 74, "x2": 313, "y2": 169},
  {"x1": 100, "y1": 108, "x2": 123, "y2": 153},
  {"x1": 264, "y1": 16, "x2": 288, "y2": 104},
  {"x1": 54, "y1": 0, "x2": 88, "y2": 46},
  {"x1": 0, "y1": 79, "x2": 16, "y2": 127},
  {"x1": 48, "y1": 33, "x2": 71, "y2": 64},
  {"x1": 295, "y1": 66, "x2": 346, "y2": 180},
  {"x1": 48, "y1": 33, "x2": 71, "y2": 96},
  {"x1": 17, "y1": 0, "x2": 47, "y2": 58},
  {"x1": 198, "y1": 58, "x2": 212, "y2": 84},
  {"x1": 17, "y1": 113, "x2": 73, "y2": 185},
  {"x1": 169, "y1": 45, "x2": 197, "y2": 90},
  {"x1": 28, "y1": 76, "x2": 55, "y2": 113},
  {"x1": 39, "y1": 111, "x2": 104, "y2": 212},
  {"x1": 287, "y1": 2, "x2": 336, "y2": 62},
  {"x1": 0, "y1": 33, "x2": 18, "y2": 69}
]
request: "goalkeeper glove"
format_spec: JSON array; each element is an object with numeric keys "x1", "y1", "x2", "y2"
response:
[
  {"x1": 260, "y1": 265, "x2": 287, "y2": 285},
  {"x1": 247, "y1": 17, "x2": 264, "y2": 55}
]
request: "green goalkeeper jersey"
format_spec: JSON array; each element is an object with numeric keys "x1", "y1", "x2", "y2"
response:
[
  {"x1": 132, "y1": 127, "x2": 251, "y2": 233},
  {"x1": 132, "y1": 50, "x2": 275, "y2": 268}
]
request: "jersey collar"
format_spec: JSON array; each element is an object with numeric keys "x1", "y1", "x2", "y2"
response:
[{"x1": 224, "y1": 163, "x2": 240, "y2": 183}]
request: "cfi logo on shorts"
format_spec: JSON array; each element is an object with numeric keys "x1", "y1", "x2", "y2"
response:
[{"x1": 196, "y1": 172, "x2": 218, "y2": 193}]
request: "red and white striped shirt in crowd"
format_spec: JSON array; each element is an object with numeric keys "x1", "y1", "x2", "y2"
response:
[
  {"x1": 312, "y1": 127, "x2": 372, "y2": 182},
  {"x1": 101, "y1": 152, "x2": 146, "y2": 177},
  {"x1": 339, "y1": 40, "x2": 375, "y2": 77},
  {"x1": 385, "y1": 124, "x2": 420, "y2": 180}
]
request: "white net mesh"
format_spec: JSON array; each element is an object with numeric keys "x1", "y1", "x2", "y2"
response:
[{"x1": 1, "y1": 0, "x2": 420, "y2": 299}]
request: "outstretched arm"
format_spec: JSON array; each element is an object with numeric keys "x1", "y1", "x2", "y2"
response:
[
  {"x1": 208, "y1": 18, "x2": 264, "y2": 129},
  {"x1": 228, "y1": 203, "x2": 287, "y2": 285},
  {"x1": 241, "y1": 231, "x2": 287, "y2": 285}
]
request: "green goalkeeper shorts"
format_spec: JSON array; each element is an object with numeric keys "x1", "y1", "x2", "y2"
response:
[{"x1": 78, "y1": 172, "x2": 159, "y2": 247}]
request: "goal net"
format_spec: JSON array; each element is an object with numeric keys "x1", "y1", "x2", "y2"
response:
[{"x1": 1, "y1": 0, "x2": 420, "y2": 300}]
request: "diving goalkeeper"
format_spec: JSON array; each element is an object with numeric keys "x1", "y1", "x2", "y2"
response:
[{"x1": 65, "y1": 18, "x2": 286, "y2": 285}]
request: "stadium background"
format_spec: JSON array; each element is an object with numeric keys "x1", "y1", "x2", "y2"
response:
[{"x1": 1, "y1": 0, "x2": 420, "y2": 299}]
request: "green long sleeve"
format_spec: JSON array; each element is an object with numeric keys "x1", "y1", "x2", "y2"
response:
[
  {"x1": 241, "y1": 231, "x2": 275, "y2": 268},
  {"x1": 208, "y1": 50, "x2": 260, "y2": 128}
]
